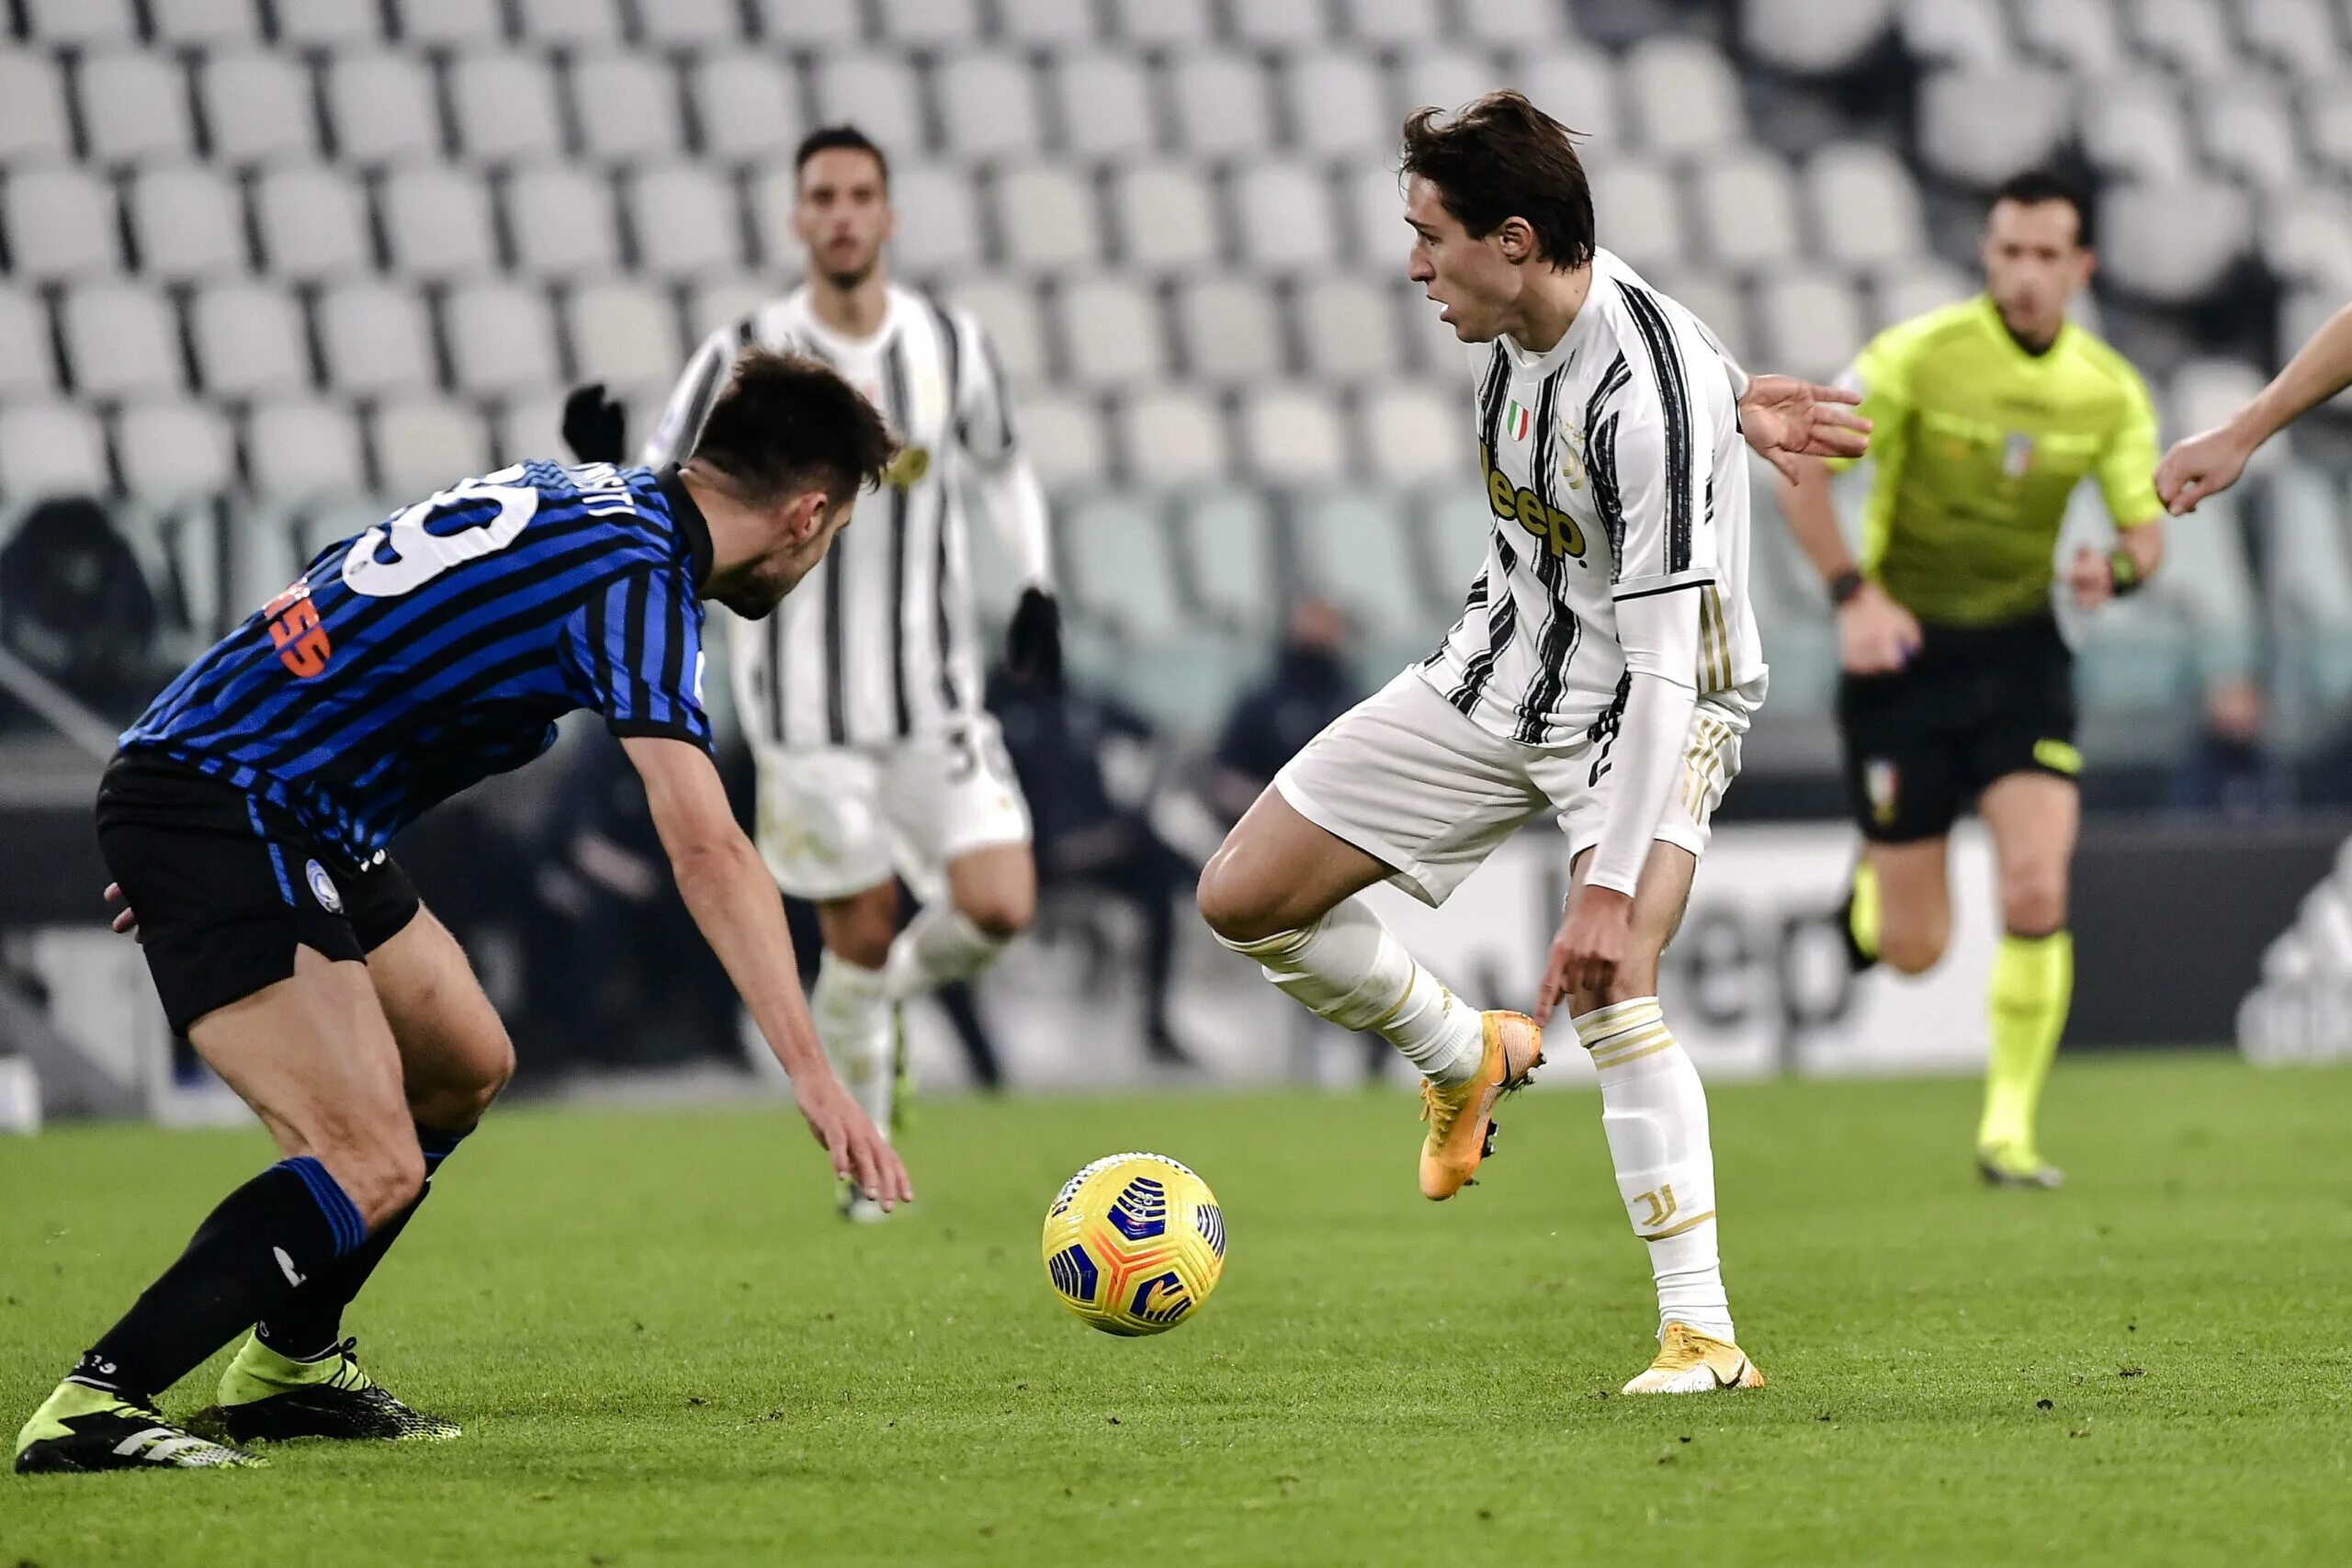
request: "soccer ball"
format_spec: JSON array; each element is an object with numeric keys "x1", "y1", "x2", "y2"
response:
[{"x1": 1041, "y1": 1152, "x2": 1226, "y2": 1336}]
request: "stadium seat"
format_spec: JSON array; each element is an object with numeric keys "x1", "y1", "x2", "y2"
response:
[
  {"x1": 1917, "y1": 68, "x2": 2069, "y2": 186},
  {"x1": 2128, "y1": 0, "x2": 2236, "y2": 76},
  {"x1": 1228, "y1": 1, "x2": 1326, "y2": 46},
  {"x1": 447, "y1": 52, "x2": 565, "y2": 165},
  {"x1": 625, "y1": 162, "x2": 741, "y2": 280},
  {"x1": 79, "y1": 51, "x2": 197, "y2": 166},
  {"x1": 1626, "y1": 38, "x2": 1744, "y2": 157},
  {"x1": 0, "y1": 402, "x2": 110, "y2": 499},
  {"x1": 1408, "y1": 487, "x2": 1495, "y2": 614},
  {"x1": 1291, "y1": 488, "x2": 1432, "y2": 659},
  {"x1": 1755, "y1": 272, "x2": 1869, "y2": 384},
  {"x1": 872, "y1": 0, "x2": 982, "y2": 44},
  {"x1": 812, "y1": 55, "x2": 927, "y2": 158},
  {"x1": 566, "y1": 279, "x2": 684, "y2": 394},
  {"x1": 505, "y1": 164, "x2": 623, "y2": 281},
  {"x1": 254, "y1": 164, "x2": 372, "y2": 279},
  {"x1": 2264, "y1": 462, "x2": 2352, "y2": 708},
  {"x1": 63, "y1": 283, "x2": 186, "y2": 400},
  {"x1": 1107, "y1": 0, "x2": 1214, "y2": 46},
  {"x1": 326, "y1": 52, "x2": 445, "y2": 165},
  {"x1": 2077, "y1": 71, "x2": 2195, "y2": 181},
  {"x1": 315, "y1": 285, "x2": 439, "y2": 401},
  {"x1": 1298, "y1": 276, "x2": 1404, "y2": 380},
  {"x1": 2171, "y1": 358, "x2": 2278, "y2": 474},
  {"x1": 148, "y1": 0, "x2": 263, "y2": 44},
  {"x1": 0, "y1": 51, "x2": 72, "y2": 164},
  {"x1": 1520, "y1": 50, "x2": 1623, "y2": 150},
  {"x1": 751, "y1": 0, "x2": 862, "y2": 45},
  {"x1": 1342, "y1": 0, "x2": 1443, "y2": 43},
  {"x1": 1340, "y1": 157, "x2": 1408, "y2": 259},
  {"x1": 1114, "y1": 164, "x2": 1219, "y2": 271},
  {"x1": 1061, "y1": 493, "x2": 1188, "y2": 638},
  {"x1": 1237, "y1": 388, "x2": 1346, "y2": 483},
  {"x1": 272, "y1": 0, "x2": 383, "y2": 46},
  {"x1": 1006, "y1": 392, "x2": 1106, "y2": 488},
  {"x1": 127, "y1": 164, "x2": 249, "y2": 282},
  {"x1": 1177, "y1": 278, "x2": 1285, "y2": 385},
  {"x1": 244, "y1": 400, "x2": 368, "y2": 498},
  {"x1": 1284, "y1": 52, "x2": 1388, "y2": 159},
  {"x1": 397, "y1": 0, "x2": 509, "y2": 45},
  {"x1": 999, "y1": 0, "x2": 1098, "y2": 46},
  {"x1": 1180, "y1": 488, "x2": 1282, "y2": 626},
  {"x1": 2098, "y1": 179, "x2": 2254, "y2": 301},
  {"x1": 1693, "y1": 152, "x2": 1803, "y2": 274},
  {"x1": 509, "y1": 0, "x2": 624, "y2": 45},
  {"x1": 878, "y1": 161, "x2": 981, "y2": 276},
  {"x1": 1232, "y1": 163, "x2": 1340, "y2": 272},
  {"x1": 636, "y1": 0, "x2": 745, "y2": 47},
  {"x1": 1394, "y1": 276, "x2": 1466, "y2": 374},
  {"x1": 2140, "y1": 490, "x2": 2259, "y2": 682},
  {"x1": 190, "y1": 282, "x2": 311, "y2": 398},
  {"x1": 2015, "y1": 0, "x2": 2128, "y2": 73},
  {"x1": 571, "y1": 53, "x2": 687, "y2": 165},
  {"x1": 690, "y1": 56, "x2": 800, "y2": 164},
  {"x1": 1114, "y1": 388, "x2": 1229, "y2": 485},
  {"x1": 686, "y1": 279, "x2": 768, "y2": 341},
  {"x1": 2262, "y1": 190, "x2": 2352, "y2": 292},
  {"x1": 1741, "y1": 0, "x2": 1896, "y2": 74},
  {"x1": 114, "y1": 401, "x2": 236, "y2": 498},
  {"x1": 2240, "y1": 0, "x2": 2341, "y2": 76},
  {"x1": 936, "y1": 52, "x2": 1046, "y2": 163},
  {"x1": 374, "y1": 398, "x2": 491, "y2": 497},
  {"x1": 493, "y1": 393, "x2": 567, "y2": 468},
  {"x1": 0, "y1": 288, "x2": 56, "y2": 400},
  {"x1": 1458, "y1": 0, "x2": 1573, "y2": 42},
  {"x1": 1649, "y1": 267, "x2": 1752, "y2": 365},
  {"x1": 22, "y1": 0, "x2": 139, "y2": 44},
  {"x1": 1806, "y1": 142, "x2": 1929, "y2": 269},
  {"x1": 444, "y1": 281, "x2": 560, "y2": 396},
  {"x1": 4, "y1": 166, "x2": 121, "y2": 283},
  {"x1": 997, "y1": 164, "x2": 1102, "y2": 273},
  {"x1": 1589, "y1": 157, "x2": 1686, "y2": 276},
  {"x1": 949, "y1": 278, "x2": 1051, "y2": 387},
  {"x1": 1870, "y1": 257, "x2": 1976, "y2": 329},
  {"x1": 1391, "y1": 51, "x2": 1497, "y2": 130},
  {"x1": 1360, "y1": 386, "x2": 1466, "y2": 482},
  {"x1": 1170, "y1": 54, "x2": 1272, "y2": 158},
  {"x1": 1053, "y1": 51, "x2": 1158, "y2": 160},
  {"x1": 199, "y1": 50, "x2": 319, "y2": 165},
  {"x1": 380, "y1": 165, "x2": 500, "y2": 278},
  {"x1": 2199, "y1": 84, "x2": 2301, "y2": 190},
  {"x1": 1897, "y1": 0, "x2": 2014, "y2": 66},
  {"x1": 1061, "y1": 276, "x2": 1168, "y2": 389},
  {"x1": 2304, "y1": 85, "x2": 2352, "y2": 179}
]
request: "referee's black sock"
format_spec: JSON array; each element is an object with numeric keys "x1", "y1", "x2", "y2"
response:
[
  {"x1": 258, "y1": 1123, "x2": 470, "y2": 1361},
  {"x1": 70, "y1": 1156, "x2": 368, "y2": 1406}
]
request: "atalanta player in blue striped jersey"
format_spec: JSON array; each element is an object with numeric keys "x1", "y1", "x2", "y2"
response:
[{"x1": 15, "y1": 350, "x2": 911, "y2": 1474}]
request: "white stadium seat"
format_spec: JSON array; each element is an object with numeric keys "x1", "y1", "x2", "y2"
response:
[
  {"x1": 1298, "y1": 276, "x2": 1404, "y2": 380},
  {"x1": 200, "y1": 50, "x2": 319, "y2": 165},
  {"x1": 752, "y1": 0, "x2": 862, "y2": 45},
  {"x1": 326, "y1": 51, "x2": 445, "y2": 165},
  {"x1": 510, "y1": 0, "x2": 624, "y2": 44},
  {"x1": 254, "y1": 164, "x2": 373, "y2": 279},
  {"x1": 1871, "y1": 257, "x2": 1975, "y2": 330},
  {"x1": 1693, "y1": 152, "x2": 1803, "y2": 273},
  {"x1": 2305, "y1": 85, "x2": 2352, "y2": 179},
  {"x1": 888, "y1": 163, "x2": 985, "y2": 276},
  {"x1": 1283, "y1": 52, "x2": 1388, "y2": 160},
  {"x1": 379, "y1": 165, "x2": 500, "y2": 279},
  {"x1": 2015, "y1": 0, "x2": 2127, "y2": 73},
  {"x1": 1806, "y1": 142, "x2": 1929, "y2": 269},
  {"x1": 948, "y1": 278, "x2": 1051, "y2": 389},
  {"x1": 2263, "y1": 190, "x2": 2352, "y2": 292},
  {"x1": 190, "y1": 282, "x2": 311, "y2": 399},
  {"x1": 373, "y1": 399, "x2": 492, "y2": 498},
  {"x1": 936, "y1": 52, "x2": 1045, "y2": 164},
  {"x1": 149, "y1": 0, "x2": 263, "y2": 43},
  {"x1": 2241, "y1": 0, "x2": 2342, "y2": 76},
  {"x1": 1755, "y1": 272, "x2": 1868, "y2": 384},
  {"x1": 318, "y1": 281, "x2": 438, "y2": 396},
  {"x1": 2128, "y1": 0, "x2": 2237, "y2": 76},
  {"x1": 999, "y1": 0, "x2": 1097, "y2": 46},
  {"x1": 625, "y1": 163, "x2": 741, "y2": 280},
  {"x1": 63, "y1": 283, "x2": 185, "y2": 400},
  {"x1": 1742, "y1": 0, "x2": 1896, "y2": 74},
  {"x1": 1009, "y1": 392, "x2": 1106, "y2": 488},
  {"x1": 872, "y1": 0, "x2": 982, "y2": 44},
  {"x1": 1917, "y1": 68, "x2": 2070, "y2": 185},
  {"x1": 1626, "y1": 38, "x2": 1744, "y2": 156},
  {"x1": 2099, "y1": 179, "x2": 2255, "y2": 301},
  {"x1": 23, "y1": 0, "x2": 139, "y2": 44},
  {"x1": 812, "y1": 55, "x2": 926, "y2": 158},
  {"x1": 1391, "y1": 50, "x2": 1495, "y2": 130},
  {"x1": 2078, "y1": 71, "x2": 2195, "y2": 181},
  {"x1": 1115, "y1": 388, "x2": 1229, "y2": 486},
  {"x1": 687, "y1": 280, "x2": 769, "y2": 342},
  {"x1": 1898, "y1": 0, "x2": 2013, "y2": 67},
  {"x1": 571, "y1": 54, "x2": 686, "y2": 165},
  {"x1": 1292, "y1": 489, "x2": 1430, "y2": 649},
  {"x1": 1107, "y1": 0, "x2": 1214, "y2": 46},
  {"x1": 1181, "y1": 490, "x2": 1282, "y2": 626},
  {"x1": 0, "y1": 402, "x2": 110, "y2": 498},
  {"x1": 273, "y1": 0, "x2": 382, "y2": 46},
  {"x1": 1170, "y1": 54, "x2": 1272, "y2": 158},
  {"x1": 1458, "y1": 0, "x2": 1573, "y2": 43},
  {"x1": 566, "y1": 279, "x2": 683, "y2": 393},
  {"x1": 2199, "y1": 84, "x2": 2302, "y2": 190},
  {"x1": 1054, "y1": 51, "x2": 1158, "y2": 160},
  {"x1": 1232, "y1": 163, "x2": 1340, "y2": 272},
  {"x1": 80, "y1": 51, "x2": 197, "y2": 165},
  {"x1": 1177, "y1": 278, "x2": 1284, "y2": 385},
  {"x1": 1230, "y1": 0, "x2": 1326, "y2": 46},
  {"x1": 505, "y1": 164, "x2": 623, "y2": 281},
  {"x1": 1114, "y1": 164, "x2": 1219, "y2": 271},
  {"x1": 447, "y1": 52, "x2": 565, "y2": 165},
  {"x1": 115, "y1": 401, "x2": 236, "y2": 497},
  {"x1": 997, "y1": 164, "x2": 1102, "y2": 273},
  {"x1": 1061, "y1": 276, "x2": 1168, "y2": 389},
  {"x1": 1361, "y1": 386, "x2": 1469, "y2": 481},
  {"x1": 637, "y1": 0, "x2": 745, "y2": 47},
  {"x1": 127, "y1": 164, "x2": 249, "y2": 282},
  {"x1": 1651, "y1": 268, "x2": 1752, "y2": 367},
  {"x1": 693, "y1": 57, "x2": 801, "y2": 164},
  {"x1": 1340, "y1": 157, "x2": 1408, "y2": 259},
  {"x1": 1238, "y1": 388, "x2": 1347, "y2": 482},
  {"x1": 1062, "y1": 494, "x2": 1187, "y2": 637},
  {"x1": 1520, "y1": 50, "x2": 1623, "y2": 149},
  {"x1": 397, "y1": 0, "x2": 508, "y2": 45},
  {"x1": 0, "y1": 288, "x2": 56, "y2": 400},
  {"x1": 245, "y1": 400, "x2": 368, "y2": 497},
  {"x1": 443, "y1": 280, "x2": 561, "y2": 396},
  {"x1": 0, "y1": 50, "x2": 73, "y2": 164},
  {"x1": 1589, "y1": 158, "x2": 1686, "y2": 275},
  {"x1": 1341, "y1": 0, "x2": 1445, "y2": 45}
]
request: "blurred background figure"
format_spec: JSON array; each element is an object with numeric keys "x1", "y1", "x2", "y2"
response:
[
  {"x1": 0, "y1": 498, "x2": 159, "y2": 729},
  {"x1": 2167, "y1": 676, "x2": 2290, "y2": 818},
  {"x1": 1210, "y1": 599, "x2": 1365, "y2": 826}
]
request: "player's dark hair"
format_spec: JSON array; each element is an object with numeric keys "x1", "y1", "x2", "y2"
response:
[
  {"x1": 1991, "y1": 170, "x2": 2093, "y2": 248},
  {"x1": 1399, "y1": 90, "x2": 1594, "y2": 270},
  {"x1": 690, "y1": 349, "x2": 898, "y2": 508},
  {"x1": 794, "y1": 124, "x2": 890, "y2": 187}
]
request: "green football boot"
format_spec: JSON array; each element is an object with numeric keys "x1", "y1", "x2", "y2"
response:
[
  {"x1": 15, "y1": 1380, "x2": 266, "y2": 1472},
  {"x1": 191, "y1": 1335, "x2": 459, "y2": 1444}
]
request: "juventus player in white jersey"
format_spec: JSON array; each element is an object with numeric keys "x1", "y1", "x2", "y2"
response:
[
  {"x1": 628, "y1": 128, "x2": 1057, "y2": 1220},
  {"x1": 1198, "y1": 93, "x2": 1869, "y2": 1393}
]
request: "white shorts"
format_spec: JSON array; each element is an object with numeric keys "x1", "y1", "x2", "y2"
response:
[
  {"x1": 1273, "y1": 669, "x2": 1747, "y2": 908},
  {"x1": 751, "y1": 714, "x2": 1033, "y2": 904}
]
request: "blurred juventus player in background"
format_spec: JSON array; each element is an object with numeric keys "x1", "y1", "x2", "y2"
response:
[{"x1": 569, "y1": 127, "x2": 1059, "y2": 1222}]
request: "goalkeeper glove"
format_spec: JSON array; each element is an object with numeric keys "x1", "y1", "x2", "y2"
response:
[
  {"x1": 1006, "y1": 587, "x2": 1063, "y2": 688},
  {"x1": 561, "y1": 383, "x2": 628, "y2": 466}
]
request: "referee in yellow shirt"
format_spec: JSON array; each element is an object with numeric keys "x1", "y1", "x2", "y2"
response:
[{"x1": 1776, "y1": 173, "x2": 2167, "y2": 1188}]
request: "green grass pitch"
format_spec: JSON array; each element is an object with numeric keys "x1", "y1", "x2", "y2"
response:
[{"x1": 5, "y1": 1053, "x2": 2348, "y2": 1566}]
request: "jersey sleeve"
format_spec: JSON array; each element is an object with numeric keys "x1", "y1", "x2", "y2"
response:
[
  {"x1": 1823, "y1": 322, "x2": 1920, "y2": 477},
  {"x1": 639, "y1": 324, "x2": 740, "y2": 468},
  {"x1": 2096, "y1": 360, "x2": 2165, "y2": 528},
  {"x1": 564, "y1": 567, "x2": 713, "y2": 751},
  {"x1": 1601, "y1": 345, "x2": 1721, "y2": 601},
  {"x1": 949, "y1": 309, "x2": 1023, "y2": 466}
]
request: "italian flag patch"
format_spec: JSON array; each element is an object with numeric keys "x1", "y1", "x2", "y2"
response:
[{"x1": 1507, "y1": 399, "x2": 1531, "y2": 442}]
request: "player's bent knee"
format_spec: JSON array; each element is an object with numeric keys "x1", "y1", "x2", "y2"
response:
[
  {"x1": 1879, "y1": 922, "x2": 1949, "y2": 976},
  {"x1": 1195, "y1": 858, "x2": 1278, "y2": 946},
  {"x1": 957, "y1": 889, "x2": 1034, "y2": 942}
]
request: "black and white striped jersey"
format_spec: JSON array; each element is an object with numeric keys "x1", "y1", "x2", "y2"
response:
[
  {"x1": 1419, "y1": 248, "x2": 1768, "y2": 746},
  {"x1": 643, "y1": 283, "x2": 1052, "y2": 749}
]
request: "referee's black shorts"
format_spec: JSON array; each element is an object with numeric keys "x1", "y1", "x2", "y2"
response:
[
  {"x1": 1835, "y1": 613, "x2": 2080, "y2": 845},
  {"x1": 95, "y1": 750, "x2": 422, "y2": 1035}
]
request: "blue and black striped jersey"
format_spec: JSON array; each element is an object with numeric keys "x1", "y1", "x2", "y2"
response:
[{"x1": 122, "y1": 462, "x2": 715, "y2": 859}]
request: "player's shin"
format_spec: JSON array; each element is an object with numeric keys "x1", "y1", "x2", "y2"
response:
[
  {"x1": 257, "y1": 1123, "x2": 470, "y2": 1360},
  {"x1": 1216, "y1": 896, "x2": 1483, "y2": 1085},
  {"x1": 1576, "y1": 998, "x2": 1735, "y2": 1341},
  {"x1": 813, "y1": 951, "x2": 896, "y2": 1134}
]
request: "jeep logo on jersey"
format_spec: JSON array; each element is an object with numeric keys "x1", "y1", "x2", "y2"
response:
[
  {"x1": 1480, "y1": 443, "x2": 1589, "y2": 564},
  {"x1": 305, "y1": 859, "x2": 343, "y2": 915}
]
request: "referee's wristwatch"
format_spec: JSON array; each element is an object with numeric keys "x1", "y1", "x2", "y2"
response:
[{"x1": 1828, "y1": 567, "x2": 1867, "y2": 607}]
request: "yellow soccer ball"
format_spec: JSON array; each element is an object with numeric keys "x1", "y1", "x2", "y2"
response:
[{"x1": 1041, "y1": 1152, "x2": 1226, "y2": 1336}]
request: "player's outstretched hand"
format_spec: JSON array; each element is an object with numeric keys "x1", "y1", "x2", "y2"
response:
[
  {"x1": 794, "y1": 1076, "x2": 914, "y2": 1212},
  {"x1": 1837, "y1": 581, "x2": 1921, "y2": 676},
  {"x1": 560, "y1": 383, "x2": 628, "y2": 467},
  {"x1": 103, "y1": 882, "x2": 140, "y2": 941},
  {"x1": 1006, "y1": 587, "x2": 1063, "y2": 688},
  {"x1": 2154, "y1": 423, "x2": 2254, "y2": 515},
  {"x1": 1534, "y1": 886, "x2": 1633, "y2": 1027},
  {"x1": 1738, "y1": 374, "x2": 1871, "y2": 482}
]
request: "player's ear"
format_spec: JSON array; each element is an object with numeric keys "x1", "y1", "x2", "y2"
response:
[{"x1": 1496, "y1": 216, "x2": 1537, "y2": 265}]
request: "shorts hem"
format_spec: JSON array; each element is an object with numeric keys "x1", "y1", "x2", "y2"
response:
[{"x1": 1273, "y1": 772, "x2": 1446, "y2": 908}]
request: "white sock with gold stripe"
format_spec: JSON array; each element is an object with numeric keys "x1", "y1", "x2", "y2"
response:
[
  {"x1": 1574, "y1": 997, "x2": 1734, "y2": 1341},
  {"x1": 1219, "y1": 897, "x2": 1485, "y2": 1087}
]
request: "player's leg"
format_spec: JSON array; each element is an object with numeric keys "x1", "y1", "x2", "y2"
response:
[
  {"x1": 1973, "y1": 771, "x2": 2078, "y2": 1186},
  {"x1": 880, "y1": 716, "x2": 1035, "y2": 1005},
  {"x1": 814, "y1": 878, "x2": 902, "y2": 1171},
  {"x1": 1835, "y1": 660, "x2": 1962, "y2": 974},
  {"x1": 1197, "y1": 673, "x2": 1544, "y2": 1197},
  {"x1": 1857, "y1": 837, "x2": 1953, "y2": 975}
]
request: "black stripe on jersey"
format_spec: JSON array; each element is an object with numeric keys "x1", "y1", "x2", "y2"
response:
[
  {"x1": 658, "y1": 580, "x2": 688, "y2": 721},
  {"x1": 822, "y1": 552, "x2": 847, "y2": 745},
  {"x1": 922, "y1": 295, "x2": 964, "y2": 421},
  {"x1": 1446, "y1": 345, "x2": 1518, "y2": 715},
  {"x1": 1584, "y1": 353, "x2": 1631, "y2": 431},
  {"x1": 1619, "y1": 285, "x2": 1695, "y2": 575},
  {"x1": 922, "y1": 297, "x2": 967, "y2": 717},
  {"x1": 976, "y1": 333, "x2": 1016, "y2": 456},
  {"x1": 620, "y1": 570, "x2": 650, "y2": 719},
  {"x1": 1514, "y1": 371, "x2": 1583, "y2": 745},
  {"x1": 763, "y1": 606, "x2": 785, "y2": 745},
  {"x1": 881, "y1": 334, "x2": 913, "y2": 736},
  {"x1": 1589, "y1": 413, "x2": 1627, "y2": 581}
]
